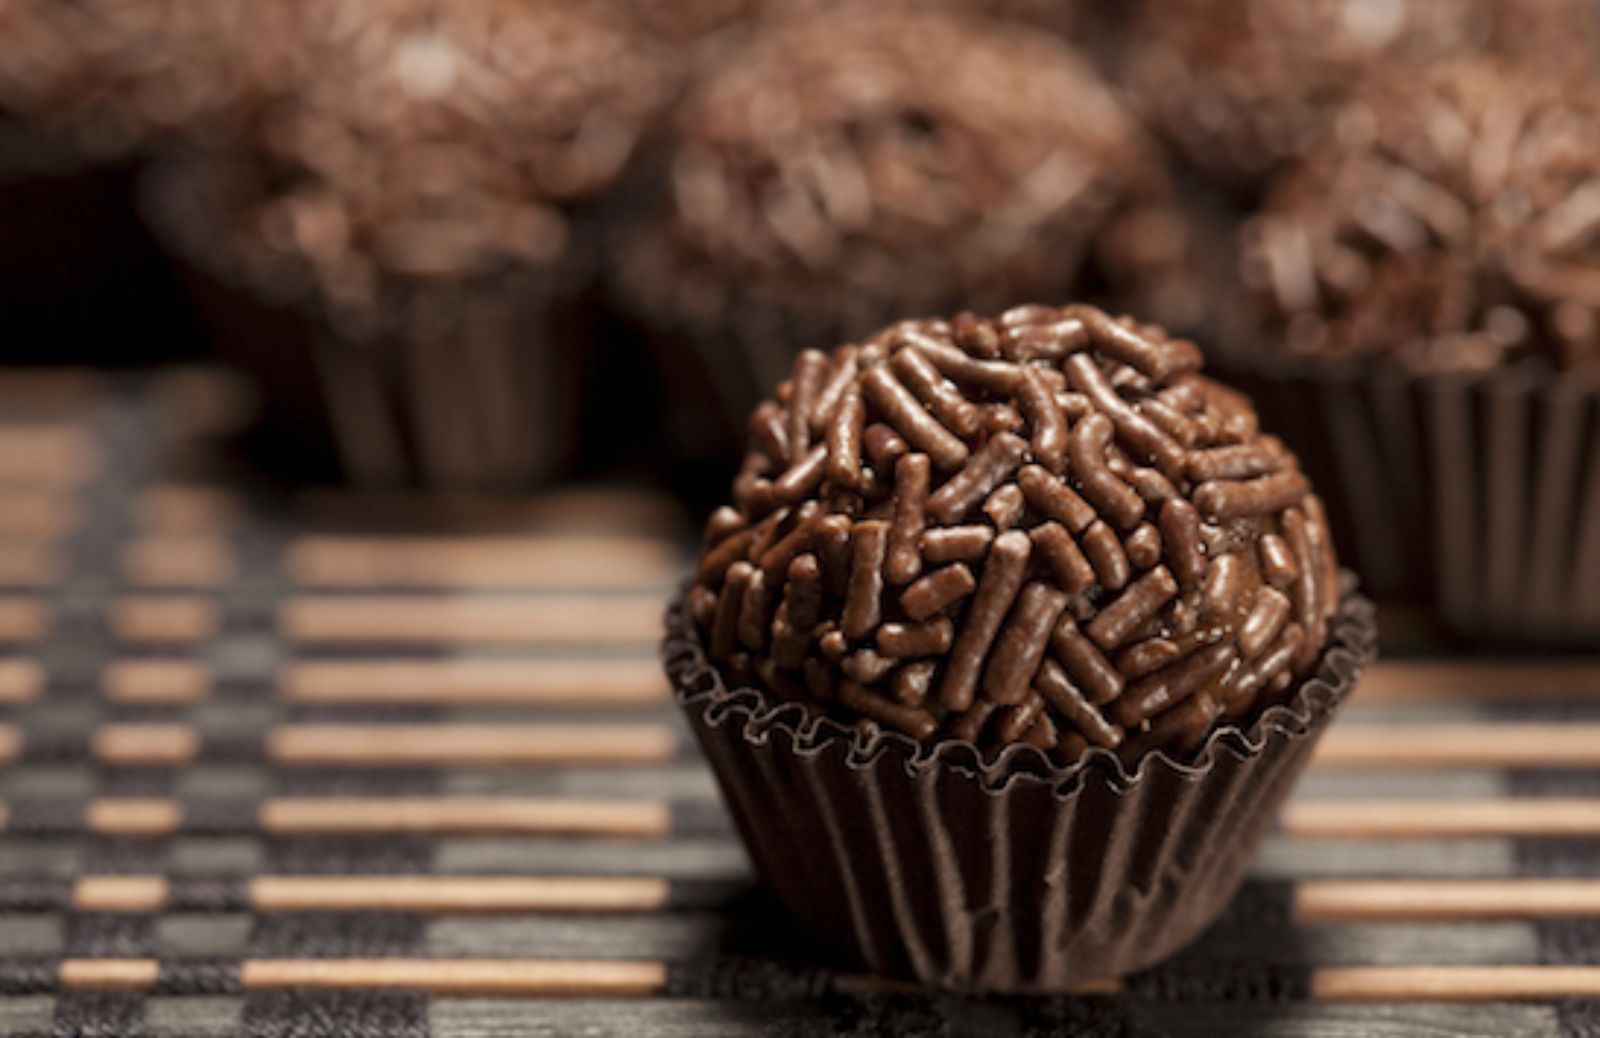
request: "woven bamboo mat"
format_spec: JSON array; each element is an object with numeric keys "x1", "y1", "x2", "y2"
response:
[{"x1": 0, "y1": 369, "x2": 1597, "y2": 1037}]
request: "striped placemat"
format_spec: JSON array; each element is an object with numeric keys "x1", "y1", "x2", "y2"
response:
[{"x1": 0, "y1": 369, "x2": 1596, "y2": 1037}]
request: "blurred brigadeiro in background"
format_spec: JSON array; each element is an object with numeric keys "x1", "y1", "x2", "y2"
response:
[
  {"x1": 612, "y1": 4, "x2": 1196, "y2": 486},
  {"x1": 1242, "y1": 58, "x2": 1600, "y2": 375},
  {"x1": 1226, "y1": 57, "x2": 1600, "y2": 643},
  {"x1": 1124, "y1": 0, "x2": 1600, "y2": 191},
  {"x1": 0, "y1": 0, "x2": 296, "y2": 362},
  {"x1": 142, "y1": 0, "x2": 674, "y2": 488},
  {"x1": 0, "y1": 0, "x2": 292, "y2": 164}
]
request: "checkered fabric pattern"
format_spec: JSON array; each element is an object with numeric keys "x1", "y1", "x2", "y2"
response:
[{"x1": 0, "y1": 370, "x2": 1596, "y2": 1037}]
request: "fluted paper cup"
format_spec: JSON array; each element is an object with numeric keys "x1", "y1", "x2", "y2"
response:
[{"x1": 664, "y1": 582, "x2": 1376, "y2": 992}]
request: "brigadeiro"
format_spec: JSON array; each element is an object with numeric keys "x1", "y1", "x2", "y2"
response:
[
  {"x1": 1124, "y1": 0, "x2": 1600, "y2": 190},
  {"x1": 663, "y1": 304, "x2": 1375, "y2": 990},
  {"x1": 142, "y1": 0, "x2": 672, "y2": 487},
  {"x1": 0, "y1": 0, "x2": 292, "y2": 163},
  {"x1": 614, "y1": 6, "x2": 1198, "y2": 474},
  {"x1": 0, "y1": 0, "x2": 291, "y2": 362},
  {"x1": 1229, "y1": 58, "x2": 1600, "y2": 642}
]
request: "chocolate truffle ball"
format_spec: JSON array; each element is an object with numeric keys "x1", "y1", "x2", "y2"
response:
[
  {"x1": 617, "y1": 6, "x2": 1166, "y2": 393},
  {"x1": 1125, "y1": 0, "x2": 1598, "y2": 186},
  {"x1": 208, "y1": 0, "x2": 671, "y2": 334},
  {"x1": 0, "y1": 0, "x2": 294, "y2": 164},
  {"x1": 1241, "y1": 59, "x2": 1600, "y2": 374},
  {"x1": 687, "y1": 305, "x2": 1340, "y2": 764}
]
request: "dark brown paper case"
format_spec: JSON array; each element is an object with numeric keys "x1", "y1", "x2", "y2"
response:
[
  {"x1": 139, "y1": 155, "x2": 586, "y2": 490},
  {"x1": 663, "y1": 584, "x2": 1376, "y2": 993},
  {"x1": 1227, "y1": 357, "x2": 1600, "y2": 645}
]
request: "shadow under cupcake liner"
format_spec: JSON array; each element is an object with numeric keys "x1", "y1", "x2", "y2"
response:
[
  {"x1": 1227, "y1": 358, "x2": 1600, "y2": 646},
  {"x1": 664, "y1": 584, "x2": 1376, "y2": 993},
  {"x1": 139, "y1": 153, "x2": 590, "y2": 490}
]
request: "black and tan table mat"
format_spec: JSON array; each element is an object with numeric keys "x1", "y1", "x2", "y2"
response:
[{"x1": 0, "y1": 369, "x2": 1597, "y2": 1036}]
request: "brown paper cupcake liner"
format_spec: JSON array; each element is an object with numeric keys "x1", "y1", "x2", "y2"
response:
[
  {"x1": 139, "y1": 154, "x2": 588, "y2": 490},
  {"x1": 664, "y1": 582, "x2": 1376, "y2": 993},
  {"x1": 1226, "y1": 357, "x2": 1600, "y2": 645}
]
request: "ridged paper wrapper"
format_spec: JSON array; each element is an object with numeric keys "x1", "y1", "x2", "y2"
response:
[{"x1": 664, "y1": 582, "x2": 1376, "y2": 992}]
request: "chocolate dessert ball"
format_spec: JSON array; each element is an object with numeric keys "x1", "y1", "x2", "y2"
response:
[
  {"x1": 616, "y1": 6, "x2": 1176, "y2": 420},
  {"x1": 218, "y1": 0, "x2": 670, "y2": 334},
  {"x1": 1126, "y1": 0, "x2": 1598, "y2": 186},
  {"x1": 687, "y1": 304, "x2": 1340, "y2": 763},
  {"x1": 144, "y1": 0, "x2": 673, "y2": 486},
  {"x1": 0, "y1": 0, "x2": 293, "y2": 162},
  {"x1": 1242, "y1": 59, "x2": 1600, "y2": 374}
]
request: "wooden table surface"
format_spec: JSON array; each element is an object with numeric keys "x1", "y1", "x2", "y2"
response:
[{"x1": 0, "y1": 369, "x2": 1595, "y2": 1037}]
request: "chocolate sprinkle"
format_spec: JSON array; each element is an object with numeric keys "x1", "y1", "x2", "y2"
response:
[{"x1": 690, "y1": 305, "x2": 1340, "y2": 763}]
